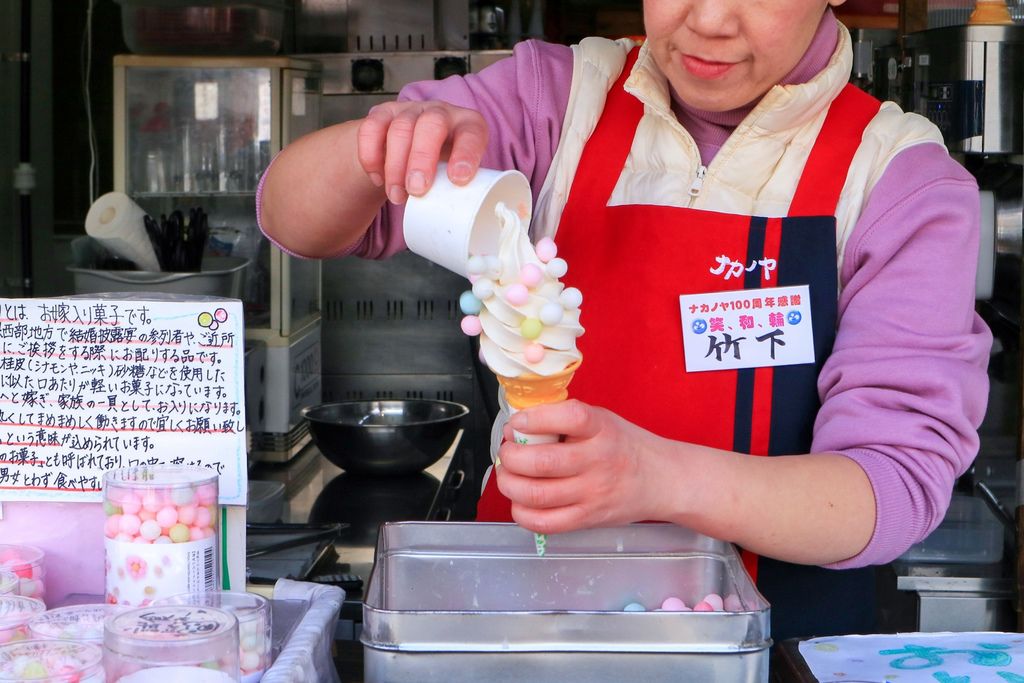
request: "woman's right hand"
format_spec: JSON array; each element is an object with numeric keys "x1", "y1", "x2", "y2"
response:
[{"x1": 357, "y1": 100, "x2": 489, "y2": 205}]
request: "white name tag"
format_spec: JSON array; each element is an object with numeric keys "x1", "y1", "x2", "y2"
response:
[{"x1": 679, "y1": 285, "x2": 815, "y2": 373}]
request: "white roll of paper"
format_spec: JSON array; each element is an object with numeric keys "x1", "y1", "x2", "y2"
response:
[{"x1": 85, "y1": 191, "x2": 161, "y2": 272}]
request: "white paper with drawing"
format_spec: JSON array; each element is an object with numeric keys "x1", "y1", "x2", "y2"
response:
[{"x1": 798, "y1": 631, "x2": 1024, "y2": 682}]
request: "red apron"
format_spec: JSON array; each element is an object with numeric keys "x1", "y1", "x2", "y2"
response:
[{"x1": 477, "y1": 48, "x2": 882, "y2": 640}]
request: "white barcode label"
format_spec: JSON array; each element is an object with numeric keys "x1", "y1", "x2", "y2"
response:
[{"x1": 106, "y1": 535, "x2": 218, "y2": 606}]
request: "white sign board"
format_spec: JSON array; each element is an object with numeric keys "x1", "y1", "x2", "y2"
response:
[{"x1": 0, "y1": 298, "x2": 246, "y2": 504}]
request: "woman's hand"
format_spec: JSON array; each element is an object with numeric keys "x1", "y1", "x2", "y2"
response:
[
  {"x1": 495, "y1": 400, "x2": 675, "y2": 534},
  {"x1": 356, "y1": 100, "x2": 489, "y2": 205}
]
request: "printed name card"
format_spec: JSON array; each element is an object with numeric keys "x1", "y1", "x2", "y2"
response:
[
  {"x1": 679, "y1": 284, "x2": 815, "y2": 373},
  {"x1": 0, "y1": 298, "x2": 246, "y2": 504}
]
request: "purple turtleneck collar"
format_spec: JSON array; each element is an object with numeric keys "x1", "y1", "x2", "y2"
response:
[{"x1": 669, "y1": 9, "x2": 840, "y2": 165}]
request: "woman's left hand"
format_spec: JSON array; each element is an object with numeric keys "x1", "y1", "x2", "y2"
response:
[{"x1": 495, "y1": 399, "x2": 673, "y2": 534}]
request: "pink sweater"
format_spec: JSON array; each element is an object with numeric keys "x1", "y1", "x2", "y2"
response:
[{"x1": 261, "y1": 13, "x2": 992, "y2": 569}]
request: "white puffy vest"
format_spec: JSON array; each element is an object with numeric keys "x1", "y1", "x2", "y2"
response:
[{"x1": 531, "y1": 23, "x2": 944, "y2": 272}]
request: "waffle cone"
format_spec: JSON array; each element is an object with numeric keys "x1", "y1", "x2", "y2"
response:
[
  {"x1": 497, "y1": 359, "x2": 582, "y2": 410},
  {"x1": 969, "y1": 1, "x2": 1014, "y2": 24}
]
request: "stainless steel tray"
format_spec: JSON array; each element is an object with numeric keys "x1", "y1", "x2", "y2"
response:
[{"x1": 361, "y1": 522, "x2": 770, "y2": 683}]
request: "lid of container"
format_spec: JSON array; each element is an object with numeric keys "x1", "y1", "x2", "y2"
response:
[
  {"x1": 155, "y1": 591, "x2": 268, "y2": 624},
  {"x1": 0, "y1": 570, "x2": 17, "y2": 595},
  {"x1": 0, "y1": 544, "x2": 44, "y2": 571},
  {"x1": 104, "y1": 465, "x2": 218, "y2": 491},
  {"x1": 0, "y1": 640, "x2": 104, "y2": 681},
  {"x1": 106, "y1": 606, "x2": 238, "y2": 664},
  {"x1": 29, "y1": 604, "x2": 116, "y2": 643},
  {"x1": 0, "y1": 595, "x2": 46, "y2": 630}
]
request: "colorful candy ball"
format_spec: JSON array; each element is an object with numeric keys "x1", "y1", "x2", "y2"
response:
[
  {"x1": 545, "y1": 258, "x2": 568, "y2": 278},
  {"x1": 524, "y1": 343, "x2": 546, "y2": 364},
  {"x1": 534, "y1": 237, "x2": 557, "y2": 263},
  {"x1": 460, "y1": 316, "x2": 482, "y2": 336},
  {"x1": 539, "y1": 302, "x2": 564, "y2": 326},
  {"x1": 519, "y1": 263, "x2": 543, "y2": 288},
  {"x1": 560, "y1": 287, "x2": 583, "y2": 309},
  {"x1": 505, "y1": 284, "x2": 529, "y2": 306},
  {"x1": 459, "y1": 291, "x2": 482, "y2": 315},
  {"x1": 520, "y1": 318, "x2": 543, "y2": 340}
]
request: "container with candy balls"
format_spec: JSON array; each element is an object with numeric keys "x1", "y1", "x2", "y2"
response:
[
  {"x1": 0, "y1": 595, "x2": 46, "y2": 644},
  {"x1": 103, "y1": 604, "x2": 240, "y2": 682},
  {"x1": 102, "y1": 465, "x2": 220, "y2": 606},
  {"x1": 0, "y1": 571, "x2": 17, "y2": 598},
  {"x1": 29, "y1": 604, "x2": 118, "y2": 644},
  {"x1": 0, "y1": 544, "x2": 46, "y2": 603},
  {"x1": 156, "y1": 591, "x2": 271, "y2": 683},
  {"x1": 0, "y1": 639, "x2": 105, "y2": 683}
]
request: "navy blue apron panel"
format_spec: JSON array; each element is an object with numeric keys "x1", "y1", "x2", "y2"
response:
[
  {"x1": 758, "y1": 558, "x2": 877, "y2": 642},
  {"x1": 769, "y1": 215, "x2": 839, "y2": 457}
]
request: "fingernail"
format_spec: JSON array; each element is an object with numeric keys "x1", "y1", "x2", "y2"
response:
[
  {"x1": 407, "y1": 170, "x2": 427, "y2": 195},
  {"x1": 368, "y1": 172, "x2": 383, "y2": 187},
  {"x1": 388, "y1": 185, "x2": 407, "y2": 204},
  {"x1": 451, "y1": 161, "x2": 473, "y2": 183}
]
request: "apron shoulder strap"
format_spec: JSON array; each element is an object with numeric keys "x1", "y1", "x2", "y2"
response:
[
  {"x1": 788, "y1": 84, "x2": 883, "y2": 217},
  {"x1": 560, "y1": 46, "x2": 643, "y2": 215}
]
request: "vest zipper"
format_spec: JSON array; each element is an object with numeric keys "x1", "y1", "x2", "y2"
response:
[{"x1": 688, "y1": 165, "x2": 707, "y2": 198}]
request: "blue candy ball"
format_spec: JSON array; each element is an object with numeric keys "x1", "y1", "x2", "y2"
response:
[
  {"x1": 459, "y1": 290, "x2": 483, "y2": 315},
  {"x1": 623, "y1": 602, "x2": 647, "y2": 612}
]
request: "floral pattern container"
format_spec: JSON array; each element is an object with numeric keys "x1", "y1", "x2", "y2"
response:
[
  {"x1": 0, "y1": 639, "x2": 105, "y2": 682},
  {"x1": 29, "y1": 604, "x2": 119, "y2": 644},
  {"x1": 156, "y1": 591, "x2": 271, "y2": 683},
  {"x1": 103, "y1": 465, "x2": 220, "y2": 606},
  {"x1": 0, "y1": 595, "x2": 46, "y2": 644},
  {"x1": 0, "y1": 544, "x2": 46, "y2": 603},
  {"x1": 103, "y1": 604, "x2": 240, "y2": 682}
]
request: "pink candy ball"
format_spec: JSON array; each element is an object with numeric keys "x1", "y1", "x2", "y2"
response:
[
  {"x1": 138, "y1": 509, "x2": 156, "y2": 523},
  {"x1": 104, "y1": 515, "x2": 123, "y2": 539},
  {"x1": 460, "y1": 316, "x2": 482, "y2": 336},
  {"x1": 196, "y1": 484, "x2": 217, "y2": 506},
  {"x1": 189, "y1": 527, "x2": 206, "y2": 542},
  {"x1": 118, "y1": 514, "x2": 141, "y2": 537},
  {"x1": 693, "y1": 600, "x2": 715, "y2": 612},
  {"x1": 660, "y1": 597, "x2": 689, "y2": 611},
  {"x1": 120, "y1": 494, "x2": 141, "y2": 515},
  {"x1": 535, "y1": 237, "x2": 557, "y2": 263},
  {"x1": 524, "y1": 343, "x2": 546, "y2": 363},
  {"x1": 155, "y1": 507, "x2": 178, "y2": 529},
  {"x1": 194, "y1": 506, "x2": 212, "y2": 529},
  {"x1": 724, "y1": 593, "x2": 744, "y2": 612},
  {"x1": 519, "y1": 263, "x2": 543, "y2": 288},
  {"x1": 177, "y1": 504, "x2": 197, "y2": 526},
  {"x1": 142, "y1": 491, "x2": 162, "y2": 513},
  {"x1": 701, "y1": 593, "x2": 724, "y2": 611},
  {"x1": 505, "y1": 284, "x2": 529, "y2": 306}
]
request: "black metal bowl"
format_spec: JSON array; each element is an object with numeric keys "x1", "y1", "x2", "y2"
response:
[{"x1": 302, "y1": 399, "x2": 469, "y2": 476}]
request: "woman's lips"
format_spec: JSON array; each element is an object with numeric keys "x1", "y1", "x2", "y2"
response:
[{"x1": 680, "y1": 54, "x2": 735, "y2": 79}]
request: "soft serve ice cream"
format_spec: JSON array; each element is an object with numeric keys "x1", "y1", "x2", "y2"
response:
[{"x1": 458, "y1": 202, "x2": 584, "y2": 379}]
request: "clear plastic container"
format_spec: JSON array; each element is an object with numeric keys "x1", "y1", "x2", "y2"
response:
[
  {"x1": 900, "y1": 494, "x2": 1005, "y2": 564},
  {"x1": 156, "y1": 591, "x2": 271, "y2": 683},
  {"x1": 115, "y1": 0, "x2": 286, "y2": 55},
  {"x1": 104, "y1": 604, "x2": 240, "y2": 681},
  {"x1": 103, "y1": 466, "x2": 220, "y2": 607},
  {"x1": 0, "y1": 544, "x2": 46, "y2": 603},
  {"x1": 0, "y1": 595, "x2": 46, "y2": 644},
  {"x1": 0, "y1": 639, "x2": 105, "y2": 683},
  {"x1": 28, "y1": 604, "x2": 118, "y2": 644},
  {"x1": 0, "y1": 571, "x2": 17, "y2": 597}
]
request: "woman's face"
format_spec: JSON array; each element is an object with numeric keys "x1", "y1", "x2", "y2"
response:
[{"x1": 643, "y1": 0, "x2": 846, "y2": 112}]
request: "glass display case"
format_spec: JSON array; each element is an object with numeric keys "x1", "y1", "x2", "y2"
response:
[
  {"x1": 113, "y1": 55, "x2": 323, "y2": 340},
  {"x1": 113, "y1": 55, "x2": 324, "y2": 463}
]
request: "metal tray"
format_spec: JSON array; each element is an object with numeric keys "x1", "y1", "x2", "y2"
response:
[{"x1": 362, "y1": 522, "x2": 770, "y2": 683}]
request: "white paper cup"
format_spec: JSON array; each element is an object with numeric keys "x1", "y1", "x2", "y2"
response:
[{"x1": 404, "y1": 162, "x2": 532, "y2": 277}]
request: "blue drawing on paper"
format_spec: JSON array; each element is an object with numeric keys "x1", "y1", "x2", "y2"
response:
[
  {"x1": 880, "y1": 643, "x2": 1013, "y2": 670},
  {"x1": 692, "y1": 319, "x2": 708, "y2": 335}
]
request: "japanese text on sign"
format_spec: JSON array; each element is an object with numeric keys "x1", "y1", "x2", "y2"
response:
[
  {"x1": 679, "y1": 285, "x2": 815, "y2": 373},
  {"x1": 0, "y1": 299, "x2": 246, "y2": 504}
]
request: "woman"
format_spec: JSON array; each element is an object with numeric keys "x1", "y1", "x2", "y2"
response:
[{"x1": 259, "y1": 0, "x2": 991, "y2": 640}]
